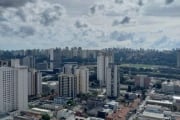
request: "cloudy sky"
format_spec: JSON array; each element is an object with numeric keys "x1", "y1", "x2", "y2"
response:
[{"x1": 0, "y1": 0, "x2": 180, "y2": 50}]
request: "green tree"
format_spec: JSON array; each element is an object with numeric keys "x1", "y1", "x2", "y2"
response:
[
  {"x1": 127, "y1": 85, "x2": 132, "y2": 92},
  {"x1": 173, "y1": 105, "x2": 177, "y2": 111},
  {"x1": 155, "y1": 82, "x2": 162, "y2": 89},
  {"x1": 67, "y1": 100, "x2": 75, "y2": 106},
  {"x1": 141, "y1": 89, "x2": 146, "y2": 100},
  {"x1": 42, "y1": 114, "x2": 50, "y2": 120}
]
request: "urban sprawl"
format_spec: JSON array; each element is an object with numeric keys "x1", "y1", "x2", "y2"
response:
[{"x1": 0, "y1": 47, "x2": 180, "y2": 120}]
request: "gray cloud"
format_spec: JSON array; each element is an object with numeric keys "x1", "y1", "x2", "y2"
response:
[
  {"x1": 90, "y1": 0, "x2": 140, "y2": 18},
  {"x1": 0, "y1": 0, "x2": 34, "y2": 7},
  {"x1": 165, "y1": 0, "x2": 174, "y2": 4},
  {"x1": 16, "y1": 9, "x2": 26, "y2": 22},
  {"x1": 0, "y1": 24, "x2": 14, "y2": 36},
  {"x1": 74, "y1": 20, "x2": 88, "y2": 28},
  {"x1": 114, "y1": 0, "x2": 123, "y2": 4},
  {"x1": 90, "y1": 5, "x2": 96, "y2": 14},
  {"x1": 121, "y1": 16, "x2": 131, "y2": 24},
  {"x1": 0, "y1": 16, "x2": 7, "y2": 22},
  {"x1": 90, "y1": 4, "x2": 105, "y2": 15},
  {"x1": 0, "y1": 24, "x2": 35, "y2": 37},
  {"x1": 110, "y1": 31, "x2": 134, "y2": 41},
  {"x1": 40, "y1": 5, "x2": 64, "y2": 26},
  {"x1": 138, "y1": 0, "x2": 143, "y2": 6},
  {"x1": 112, "y1": 16, "x2": 131, "y2": 26},
  {"x1": 48, "y1": 0, "x2": 96, "y2": 16},
  {"x1": 18, "y1": 26, "x2": 35, "y2": 37},
  {"x1": 142, "y1": 0, "x2": 180, "y2": 16},
  {"x1": 144, "y1": 5, "x2": 180, "y2": 16}
]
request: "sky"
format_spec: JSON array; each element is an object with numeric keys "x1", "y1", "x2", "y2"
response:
[{"x1": 0, "y1": 0, "x2": 180, "y2": 50}]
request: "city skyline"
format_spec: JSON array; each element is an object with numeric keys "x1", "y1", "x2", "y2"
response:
[
  {"x1": 0, "y1": 0, "x2": 180, "y2": 50},
  {"x1": 1, "y1": 0, "x2": 180, "y2": 120}
]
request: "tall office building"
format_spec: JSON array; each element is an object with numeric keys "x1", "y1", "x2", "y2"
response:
[
  {"x1": 49, "y1": 48, "x2": 54, "y2": 70},
  {"x1": 70, "y1": 47, "x2": 82, "y2": 58},
  {"x1": 82, "y1": 50, "x2": 88, "y2": 59},
  {"x1": 63, "y1": 63, "x2": 78, "y2": 74},
  {"x1": 58, "y1": 74, "x2": 77, "y2": 98},
  {"x1": 106, "y1": 65, "x2": 119, "y2": 98},
  {"x1": 75, "y1": 67, "x2": 89, "y2": 94},
  {"x1": 36, "y1": 61, "x2": 48, "y2": 70},
  {"x1": 97, "y1": 52, "x2": 113, "y2": 87},
  {"x1": 0, "y1": 66, "x2": 28, "y2": 113},
  {"x1": 71, "y1": 47, "x2": 78, "y2": 57},
  {"x1": 11, "y1": 59, "x2": 20, "y2": 67},
  {"x1": 28, "y1": 69, "x2": 42, "y2": 97},
  {"x1": 49, "y1": 48, "x2": 62, "y2": 69},
  {"x1": 177, "y1": 50, "x2": 180, "y2": 68},
  {"x1": 22, "y1": 56, "x2": 35, "y2": 68},
  {"x1": 62, "y1": 47, "x2": 71, "y2": 58}
]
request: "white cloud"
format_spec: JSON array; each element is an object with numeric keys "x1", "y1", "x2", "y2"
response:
[
  {"x1": 141, "y1": 0, "x2": 180, "y2": 16},
  {"x1": 0, "y1": 0, "x2": 180, "y2": 50}
]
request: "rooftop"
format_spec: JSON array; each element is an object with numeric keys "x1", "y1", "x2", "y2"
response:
[
  {"x1": 147, "y1": 100, "x2": 173, "y2": 105},
  {"x1": 173, "y1": 96, "x2": 180, "y2": 100},
  {"x1": 32, "y1": 108, "x2": 51, "y2": 113},
  {"x1": 142, "y1": 111, "x2": 164, "y2": 119}
]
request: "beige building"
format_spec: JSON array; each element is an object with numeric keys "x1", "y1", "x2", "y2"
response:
[
  {"x1": 75, "y1": 66, "x2": 89, "y2": 94},
  {"x1": 135, "y1": 75, "x2": 151, "y2": 88}
]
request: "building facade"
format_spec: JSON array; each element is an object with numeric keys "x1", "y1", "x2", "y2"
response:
[
  {"x1": 22, "y1": 56, "x2": 35, "y2": 68},
  {"x1": 49, "y1": 48, "x2": 62, "y2": 69},
  {"x1": 28, "y1": 69, "x2": 42, "y2": 97},
  {"x1": 177, "y1": 50, "x2": 180, "y2": 68},
  {"x1": 58, "y1": 74, "x2": 77, "y2": 98},
  {"x1": 0, "y1": 66, "x2": 28, "y2": 113},
  {"x1": 97, "y1": 52, "x2": 113, "y2": 87},
  {"x1": 75, "y1": 67, "x2": 89, "y2": 94},
  {"x1": 106, "y1": 65, "x2": 119, "y2": 98},
  {"x1": 135, "y1": 75, "x2": 151, "y2": 88}
]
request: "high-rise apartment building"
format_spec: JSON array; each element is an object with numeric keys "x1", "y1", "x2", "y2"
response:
[
  {"x1": 28, "y1": 69, "x2": 42, "y2": 97},
  {"x1": 22, "y1": 56, "x2": 35, "y2": 68},
  {"x1": 63, "y1": 63, "x2": 78, "y2": 74},
  {"x1": 106, "y1": 64, "x2": 119, "y2": 98},
  {"x1": 71, "y1": 47, "x2": 78, "y2": 57},
  {"x1": 59, "y1": 64, "x2": 89, "y2": 98},
  {"x1": 62, "y1": 47, "x2": 72, "y2": 58},
  {"x1": 49, "y1": 48, "x2": 62, "y2": 69},
  {"x1": 16, "y1": 66, "x2": 28, "y2": 111},
  {"x1": 82, "y1": 50, "x2": 88, "y2": 59},
  {"x1": 0, "y1": 67, "x2": 17, "y2": 113},
  {"x1": 36, "y1": 61, "x2": 48, "y2": 70},
  {"x1": 0, "y1": 66, "x2": 28, "y2": 113},
  {"x1": 177, "y1": 50, "x2": 180, "y2": 68},
  {"x1": 75, "y1": 67, "x2": 89, "y2": 94},
  {"x1": 11, "y1": 59, "x2": 20, "y2": 67},
  {"x1": 97, "y1": 52, "x2": 113, "y2": 87},
  {"x1": 58, "y1": 74, "x2": 77, "y2": 98}
]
